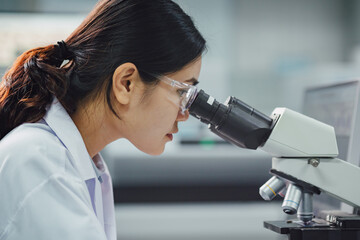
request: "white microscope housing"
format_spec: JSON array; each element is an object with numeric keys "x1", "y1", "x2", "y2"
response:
[
  {"x1": 260, "y1": 108, "x2": 360, "y2": 223},
  {"x1": 188, "y1": 89, "x2": 360, "y2": 224},
  {"x1": 261, "y1": 108, "x2": 338, "y2": 158}
]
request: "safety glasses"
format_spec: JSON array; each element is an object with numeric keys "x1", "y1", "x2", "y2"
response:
[{"x1": 157, "y1": 75, "x2": 199, "y2": 114}]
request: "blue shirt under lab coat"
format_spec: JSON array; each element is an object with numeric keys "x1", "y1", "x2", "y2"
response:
[{"x1": 0, "y1": 98, "x2": 116, "y2": 240}]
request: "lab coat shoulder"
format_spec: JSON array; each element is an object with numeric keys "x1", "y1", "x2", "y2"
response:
[
  {"x1": 1, "y1": 122, "x2": 72, "y2": 174},
  {"x1": 0, "y1": 122, "x2": 81, "y2": 199},
  {"x1": 0, "y1": 123, "x2": 107, "y2": 240}
]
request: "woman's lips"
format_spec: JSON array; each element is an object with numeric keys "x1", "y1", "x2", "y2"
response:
[{"x1": 166, "y1": 133, "x2": 173, "y2": 141}]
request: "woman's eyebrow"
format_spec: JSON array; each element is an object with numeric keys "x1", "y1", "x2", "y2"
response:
[{"x1": 185, "y1": 77, "x2": 199, "y2": 86}]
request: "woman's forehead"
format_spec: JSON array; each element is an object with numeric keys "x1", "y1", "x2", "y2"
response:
[{"x1": 167, "y1": 57, "x2": 202, "y2": 83}]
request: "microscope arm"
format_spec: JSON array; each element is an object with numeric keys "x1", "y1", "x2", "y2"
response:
[
  {"x1": 271, "y1": 156, "x2": 360, "y2": 208},
  {"x1": 259, "y1": 107, "x2": 360, "y2": 208}
]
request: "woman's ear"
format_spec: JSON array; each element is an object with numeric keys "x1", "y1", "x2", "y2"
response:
[{"x1": 112, "y1": 63, "x2": 139, "y2": 105}]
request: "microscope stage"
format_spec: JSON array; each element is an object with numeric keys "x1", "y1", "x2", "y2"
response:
[{"x1": 264, "y1": 218, "x2": 360, "y2": 240}]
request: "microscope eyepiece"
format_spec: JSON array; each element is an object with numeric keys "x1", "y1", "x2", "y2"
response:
[{"x1": 188, "y1": 90, "x2": 273, "y2": 150}]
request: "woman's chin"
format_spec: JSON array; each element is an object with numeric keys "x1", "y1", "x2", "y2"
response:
[
  {"x1": 137, "y1": 143, "x2": 165, "y2": 156},
  {"x1": 146, "y1": 146, "x2": 165, "y2": 156}
]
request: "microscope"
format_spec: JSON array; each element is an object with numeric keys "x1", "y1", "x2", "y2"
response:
[{"x1": 188, "y1": 89, "x2": 360, "y2": 240}]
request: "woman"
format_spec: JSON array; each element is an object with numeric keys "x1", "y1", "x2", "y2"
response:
[{"x1": 0, "y1": 0, "x2": 206, "y2": 239}]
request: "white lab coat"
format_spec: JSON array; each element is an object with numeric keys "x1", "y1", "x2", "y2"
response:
[{"x1": 0, "y1": 98, "x2": 116, "y2": 240}]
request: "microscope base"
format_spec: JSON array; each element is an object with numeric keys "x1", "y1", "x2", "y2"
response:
[{"x1": 264, "y1": 219, "x2": 360, "y2": 240}]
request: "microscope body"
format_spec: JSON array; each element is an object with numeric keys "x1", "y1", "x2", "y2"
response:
[
  {"x1": 259, "y1": 108, "x2": 360, "y2": 239},
  {"x1": 188, "y1": 90, "x2": 360, "y2": 239},
  {"x1": 261, "y1": 107, "x2": 360, "y2": 209}
]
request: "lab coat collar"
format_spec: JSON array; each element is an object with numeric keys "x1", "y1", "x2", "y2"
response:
[{"x1": 43, "y1": 97, "x2": 101, "y2": 182}]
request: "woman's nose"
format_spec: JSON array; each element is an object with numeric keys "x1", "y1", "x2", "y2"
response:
[{"x1": 176, "y1": 109, "x2": 190, "y2": 122}]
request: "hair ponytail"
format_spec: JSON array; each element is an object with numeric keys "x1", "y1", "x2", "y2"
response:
[{"x1": 0, "y1": 44, "x2": 69, "y2": 140}]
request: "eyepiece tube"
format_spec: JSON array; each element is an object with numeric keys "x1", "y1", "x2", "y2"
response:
[
  {"x1": 226, "y1": 97, "x2": 273, "y2": 125},
  {"x1": 188, "y1": 90, "x2": 223, "y2": 125},
  {"x1": 189, "y1": 90, "x2": 273, "y2": 149}
]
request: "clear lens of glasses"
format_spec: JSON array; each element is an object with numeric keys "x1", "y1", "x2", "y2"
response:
[{"x1": 160, "y1": 76, "x2": 198, "y2": 114}]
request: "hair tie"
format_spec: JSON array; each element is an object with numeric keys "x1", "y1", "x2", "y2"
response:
[{"x1": 56, "y1": 41, "x2": 72, "y2": 60}]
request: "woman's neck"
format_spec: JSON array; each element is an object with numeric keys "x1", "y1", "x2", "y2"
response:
[{"x1": 71, "y1": 99, "x2": 120, "y2": 158}]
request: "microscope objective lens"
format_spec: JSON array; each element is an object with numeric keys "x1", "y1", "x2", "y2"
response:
[
  {"x1": 282, "y1": 184, "x2": 302, "y2": 215},
  {"x1": 259, "y1": 176, "x2": 286, "y2": 201}
]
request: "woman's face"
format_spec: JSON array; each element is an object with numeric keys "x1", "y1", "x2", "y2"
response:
[{"x1": 124, "y1": 58, "x2": 202, "y2": 155}]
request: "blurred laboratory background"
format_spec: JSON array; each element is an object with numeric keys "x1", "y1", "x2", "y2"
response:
[{"x1": 2, "y1": 0, "x2": 360, "y2": 239}]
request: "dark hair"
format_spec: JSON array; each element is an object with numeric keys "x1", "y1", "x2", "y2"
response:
[{"x1": 0, "y1": 0, "x2": 206, "y2": 140}]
